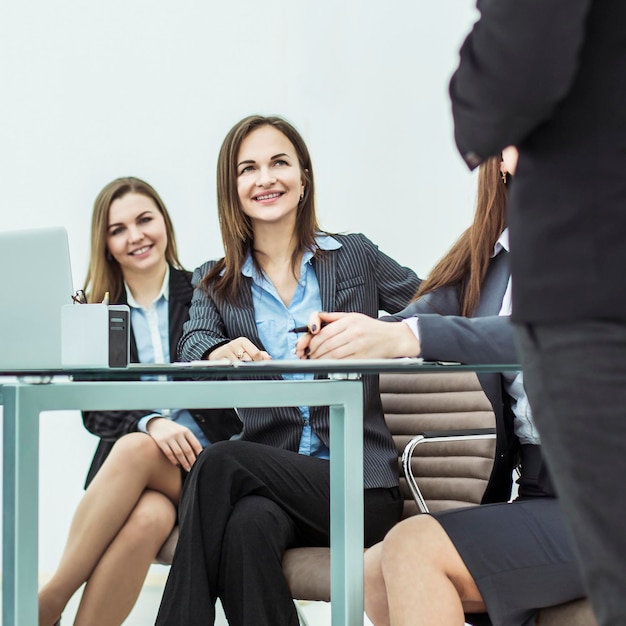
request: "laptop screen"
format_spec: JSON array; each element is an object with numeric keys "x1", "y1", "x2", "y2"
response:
[{"x1": 0, "y1": 226, "x2": 74, "y2": 369}]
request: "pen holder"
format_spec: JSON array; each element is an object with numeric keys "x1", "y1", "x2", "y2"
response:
[{"x1": 62, "y1": 304, "x2": 130, "y2": 368}]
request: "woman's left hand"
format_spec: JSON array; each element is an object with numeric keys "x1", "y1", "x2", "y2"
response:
[
  {"x1": 146, "y1": 417, "x2": 203, "y2": 472},
  {"x1": 208, "y1": 337, "x2": 272, "y2": 363}
]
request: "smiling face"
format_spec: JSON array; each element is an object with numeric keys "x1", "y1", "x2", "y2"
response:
[
  {"x1": 106, "y1": 192, "x2": 168, "y2": 279},
  {"x1": 235, "y1": 125, "x2": 305, "y2": 229}
]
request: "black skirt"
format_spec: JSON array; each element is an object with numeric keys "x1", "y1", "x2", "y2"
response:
[{"x1": 434, "y1": 497, "x2": 586, "y2": 626}]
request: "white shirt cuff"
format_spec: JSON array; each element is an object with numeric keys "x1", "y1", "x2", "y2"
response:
[{"x1": 402, "y1": 316, "x2": 420, "y2": 341}]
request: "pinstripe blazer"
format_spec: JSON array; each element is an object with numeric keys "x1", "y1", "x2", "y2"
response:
[
  {"x1": 179, "y1": 233, "x2": 421, "y2": 489},
  {"x1": 82, "y1": 267, "x2": 242, "y2": 487}
]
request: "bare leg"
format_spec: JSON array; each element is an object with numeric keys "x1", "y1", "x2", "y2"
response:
[
  {"x1": 74, "y1": 490, "x2": 176, "y2": 626},
  {"x1": 364, "y1": 543, "x2": 391, "y2": 626},
  {"x1": 377, "y1": 515, "x2": 486, "y2": 626},
  {"x1": 38, "y1": 433, "x2": 183, "y2": 626}
]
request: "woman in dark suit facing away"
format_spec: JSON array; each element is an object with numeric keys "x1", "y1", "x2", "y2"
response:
[
  {"x1": 298, "y1": 153, "x2": 586, "y2": 626},
  {"x1": 155, "y1": 115, "x2": 420, "y2": 626},
  {"x1": 38, "y1": 177, "x2": 240, "y2": 626}
]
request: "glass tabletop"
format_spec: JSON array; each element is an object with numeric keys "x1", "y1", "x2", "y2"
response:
[{"x1": 0, "y1": 357, "x2": 521, "y2": 381}]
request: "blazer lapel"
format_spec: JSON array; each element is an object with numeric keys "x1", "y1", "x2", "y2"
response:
[
  {"x1": 312, "y1": 251, "x2": 337, "y2": 312},
  {"x1": 475, "y1": 250, "x2": 510, "y2": 316},
  {"x1": 168, "y1": 267, "x2": 193, "y2": 359}
]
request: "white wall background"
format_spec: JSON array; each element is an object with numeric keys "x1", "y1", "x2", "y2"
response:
[{"x1": 0, "y1": 0, "x2": 479, "y2": 578}]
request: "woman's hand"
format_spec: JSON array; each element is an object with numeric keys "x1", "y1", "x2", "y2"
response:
[
  {"x1": 208, "y1": 337, "x2": 272, "y2": 363},
  {"x1": 295, "y1": 312, "x2": 421, "y2": 360},
  {"x1": 146, "y1": 417, "x2": 203, "y2": 472},
  {"x1": 502, "y1": 145, "x2": 519, "y2": 175}
]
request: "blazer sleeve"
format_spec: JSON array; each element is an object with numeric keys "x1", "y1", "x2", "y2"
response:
[
  {"x1": 82, "y1": 409, "x2": 151, "y2": 441},
  {"x1": 417, "y1": 314, "x2": 518, "y2": 364},
  {"x1": 359, "y1": 233, "x2": 421, "y2": 314},
  {"x1": 178, "y1": 262, "x2": 231, "y2": 361},
  {"x1": 383, "y1": 286, "x2": 519, "y2": 364},
  {"x1": 450, "y1": 0, "x2": 593, "y2": 167}
]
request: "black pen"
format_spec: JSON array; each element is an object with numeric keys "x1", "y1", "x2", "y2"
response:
[{"x1": 288, "y1": 322, "x2": 328, "y2": 334}]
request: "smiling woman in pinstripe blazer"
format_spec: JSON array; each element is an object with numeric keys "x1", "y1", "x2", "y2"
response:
[{"x1": 155, "y1": 115, "x2": 421, "y2": 626}]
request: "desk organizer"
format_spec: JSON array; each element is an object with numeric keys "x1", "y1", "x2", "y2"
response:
[{"x1": 61, "y1": 304, "x2": 130, "y2": 368}]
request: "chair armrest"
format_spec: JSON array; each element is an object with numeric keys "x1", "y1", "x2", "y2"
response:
[{"x1": 401, "y1": 428, "x2": 496, "y2": 513}]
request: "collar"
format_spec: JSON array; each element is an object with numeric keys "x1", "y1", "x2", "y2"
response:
[
  {"x1": 241, "y1": 234, "x2": 342, "y2": 278},
  {"x1": 125, "y1": 264, "x2": 170, "y2": 308},
  {"x1": 492, "y1": 228, "x2": 510, "y2": 257}
]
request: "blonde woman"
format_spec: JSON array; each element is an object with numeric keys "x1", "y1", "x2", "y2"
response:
[{"x1": 39, "y1": 177, "x2": 240, "y2": 626}]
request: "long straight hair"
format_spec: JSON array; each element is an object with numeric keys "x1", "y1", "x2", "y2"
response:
[
  {"x1": 83, "y1": 177, "x2": 183, "y2": 304},
  {"x1": 200, "y1": 115, "x2": 320, "y2": 303},
  {"x1": 414, "y1": 156, "x2": 507, "y2": 316}
]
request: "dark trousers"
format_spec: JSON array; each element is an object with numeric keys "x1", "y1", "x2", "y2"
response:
[
  {"x1": 517, "y1": 320, "x2": 626, "y2": 626},
  {"x1": 155, "y1": 440, "x2": 402, "y2": 626}
]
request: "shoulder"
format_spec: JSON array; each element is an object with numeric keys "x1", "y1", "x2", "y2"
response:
[
  {"x1": 168, "y1": 266, "x2": 194, "y2": 303},
  {"x1": 411, "y1": 285, "x2": 462, "y2": 316},
  {"x1": 331, "y1": 232, "x2": 374, "y2": 248},
  {"x1": 190, "y1": 258, "x2": 223, "y2": 287},
  {"x1": 169, "y1": 266, "x2": 193, "y2": 285},
  {"x1": 327, "y1": 232, "x2": 379, "y2": 259}
]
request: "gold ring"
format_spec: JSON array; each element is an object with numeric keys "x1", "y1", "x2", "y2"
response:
[{"x1": 235, "y1": 348, "x2": 245, "y2": 360}]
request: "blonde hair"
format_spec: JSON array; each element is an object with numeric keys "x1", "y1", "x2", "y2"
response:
[{"x1": 83, "y1": 177, "x2": 183, "y2": 303}]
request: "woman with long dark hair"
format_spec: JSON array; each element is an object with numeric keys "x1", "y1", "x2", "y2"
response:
[
  {"x1": 298, "y1": 151, "x2": 586, "y2": 626},
  {"x1": 155, "y1": 115, "x2": 420, "y2": 626}
]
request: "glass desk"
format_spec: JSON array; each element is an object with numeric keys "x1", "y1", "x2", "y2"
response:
[{"x1": 1, "y1": 359, "x2": 519, "y2": 626}]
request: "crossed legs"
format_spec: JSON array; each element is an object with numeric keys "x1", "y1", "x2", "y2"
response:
[
  {"x1": 156, "y1": 441, "x2": 334, "y2": 626},
  {"x1": 364, "y1": 515, "x2": 485, "y2": 626},
  {"x1": 155, "y1": 440, "x2": 402, "y2": 626},
  {"x1": 38, "y1": 433, "x2": 182, "y2": 626}
]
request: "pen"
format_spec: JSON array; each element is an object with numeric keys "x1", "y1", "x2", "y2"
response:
[
  {"x1": 288, "y1": 322, "x2": 328, "y2": 334},
  {"x1": 72, "y1": 289, "x2": 88, "y2": 304}
]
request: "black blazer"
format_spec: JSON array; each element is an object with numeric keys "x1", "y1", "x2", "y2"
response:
[
  {"x1": 179, "y1": 233, "x2": 421, "y2": 490},
  {"x1": 83, "y1": 267, "x2": 242, "y2": 487},
  {"x1": 384, "y1": 253, "x2": 520, "y2": 503},
  {"x1": 450, "y1": 0, "x2": 626, "y2": 323}
]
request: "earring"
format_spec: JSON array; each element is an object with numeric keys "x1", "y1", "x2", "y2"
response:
[
  {"x1": 106, "y1": 252, "x2": 113, "y2": 261},
  {"x1": 300, "y1": 190, "x2": 304, "y2": 200},
  {"x1": 501, "y1": 171, "x2": 508, "y2": 184}
]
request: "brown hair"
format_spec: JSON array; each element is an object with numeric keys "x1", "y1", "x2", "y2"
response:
[
  {"x1": 83, "y1": 177, "x2": 183, "y2": 303},
  {"x1": 200, "y1": 115, "x2": 320, "y2": 303},
  {"x1": 413, "y1": 156, "x2": 507, "y2": 316}
]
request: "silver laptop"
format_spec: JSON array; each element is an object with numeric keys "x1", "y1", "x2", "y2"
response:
[{"x1": 0, "y1": 226, "x2": 74, "y2": 369}]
